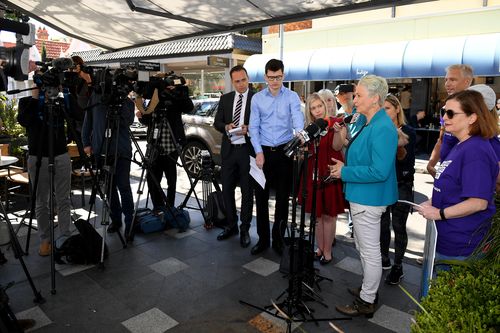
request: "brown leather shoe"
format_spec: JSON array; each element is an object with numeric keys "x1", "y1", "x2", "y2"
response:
[
  {"x1": 38, "y1": 241, "x2": 51, "y2": 257},
  {"x1": 336, "y1": 297, "x2": 376, "y2": 318}
]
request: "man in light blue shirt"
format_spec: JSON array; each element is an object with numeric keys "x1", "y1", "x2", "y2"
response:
[{"x1": 248, "y1": 59, "x2": 304, "y2": 255}]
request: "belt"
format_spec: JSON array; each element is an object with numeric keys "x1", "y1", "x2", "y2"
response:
[
  {"x1": 262, "y1": 144, "x2": 286, "y2": 152},
  {"x1": 231, "y1": 143, "x2": 246, "y2": 148}
]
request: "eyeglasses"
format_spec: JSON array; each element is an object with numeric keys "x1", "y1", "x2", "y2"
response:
[
  {"x1": 440, "y1": 108, "x2": 466, "y2": 119},
  {"x1": 266, "y1": 75, "x2": 283, "y2": 82}
]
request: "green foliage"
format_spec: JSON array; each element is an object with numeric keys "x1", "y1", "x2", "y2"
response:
[
  {"x1": 411, "y1": 265, "x2": 500, "y2": 333},
  {"x1": 0, "y1": 95, "x2": 25, "y2": 138}
]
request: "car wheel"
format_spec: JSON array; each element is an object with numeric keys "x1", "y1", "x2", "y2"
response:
[{"x1": 182, "y1": 141, "x2": 209, "y2": 177}]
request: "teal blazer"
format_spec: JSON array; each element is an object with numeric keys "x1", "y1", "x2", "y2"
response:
[{"x1": 341, "y1": 108, "x2": 398, "y2": 206}]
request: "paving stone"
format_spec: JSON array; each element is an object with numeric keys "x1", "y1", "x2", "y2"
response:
[
  {"x1": 334, "y1": 256, "x2": 363, "y2": 275},
  {"x1": 149, "y1": 257, "x2": 189, "y2": 277},
  {"x1": 243, "y1": 257, "x2": 280, "y2": 277},
  {"x1": 122, "y1": 307, "x2": 178, "y2": 333},
  {"x1": 15, "y1": 306, "x2": 52, "y2": 332},
  {"x1": 369, "y1": 304, "x2": 414, "y2": 333}
]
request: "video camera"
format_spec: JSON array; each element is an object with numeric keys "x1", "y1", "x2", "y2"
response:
[
  {"x1": 135, "y1": 71, "x2": 187, "y2": 102},
  {"x1": 32, "y1": 58, "x2": 81, "y2": 90},
  {"x1": 0, "y1": 17, "x2": 36, "y2": 91},
  {"x1": 92, "y1": 66, "x2": 138, "y2": 107}
]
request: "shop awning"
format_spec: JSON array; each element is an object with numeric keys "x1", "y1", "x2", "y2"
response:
[
  {"x1": 2, "y1": 0, "x2": 431, "y2": 51},
  {"x1": 244, "y1": 33, "x2": 500, "y2": 82}
]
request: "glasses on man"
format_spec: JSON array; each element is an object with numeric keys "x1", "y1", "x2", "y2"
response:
[
  {"x1": 440, "y1": 108, "x2": 466, "y2": 119},
  {"x1": 266, "y1": 75, "x2": 283, "y2": 82}
]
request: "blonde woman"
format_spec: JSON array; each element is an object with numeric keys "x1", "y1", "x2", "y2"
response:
[{"x1": 299, "y1": 93, "x2": 346, "y2": 264}]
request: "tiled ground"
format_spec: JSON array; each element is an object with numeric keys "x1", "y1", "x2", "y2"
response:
[{"x1": 0, "y1": 179, "x2": 423, "y2": 333}]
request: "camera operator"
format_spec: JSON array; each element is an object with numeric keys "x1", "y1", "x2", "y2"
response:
[
  {"x1": 17, "y1": 85, "x2": 72, "y2": 257},
  {"x1": 81, "y1": 81, "x2": 135, "y2": 236},
  {"x1": 65, "y1": 55, "x2": 91, "y2": 143},
  {"x1": 137, "y1": 75, "x2": 193, "y2": 209}
]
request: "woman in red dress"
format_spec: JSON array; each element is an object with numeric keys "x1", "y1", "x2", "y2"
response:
[{"x1": 301, "y1": 93, "x2": 347, "y2": 264}]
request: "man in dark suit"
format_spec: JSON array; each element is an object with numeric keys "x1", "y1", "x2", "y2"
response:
[{"x1": 214, "y1": 65, "x2": 254, "y2": 248}]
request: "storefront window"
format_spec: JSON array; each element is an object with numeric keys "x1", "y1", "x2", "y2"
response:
[{"x1": 182, "y1": 70, "x2": 225, "y2": 98}]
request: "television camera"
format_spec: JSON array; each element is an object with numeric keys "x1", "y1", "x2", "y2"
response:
[{"x1": 0, "y1": 17, "x2": 36, "y2": 91}]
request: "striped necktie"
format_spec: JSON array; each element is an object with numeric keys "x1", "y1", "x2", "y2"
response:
[{"x1": 233, "y1": 94, "x2": 243, "y2": 125}]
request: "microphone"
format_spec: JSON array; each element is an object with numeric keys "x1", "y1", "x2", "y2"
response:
[
  {"x1": 284, "y1": 118, "x2": 328, "y2": 157},
  {"x1": 339, "y1": 113, "x2": 355, "y2": 126},
  {"x1": 51, "y1": 57, "x2": 74, "y2": 71}
]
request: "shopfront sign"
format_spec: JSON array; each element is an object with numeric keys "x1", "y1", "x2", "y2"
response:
[{"x1": 207, "y1": 56, "x2": 229, "y2": 68}]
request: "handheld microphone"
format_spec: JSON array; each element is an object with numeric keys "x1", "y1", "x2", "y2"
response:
[
  {"x1": 339, "y1": 113, "x2": 356, "y2": 127},
  {"x1": 284, "y1": 118, "x2": 328, "y2": 157}
]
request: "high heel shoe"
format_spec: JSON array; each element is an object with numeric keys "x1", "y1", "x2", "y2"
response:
[
  {"x1": 314, "y1": 250, "x2": 323, "y2": 261},
  {"x1": 319, "y1": 255, "x2": 332, "y2": 265}
]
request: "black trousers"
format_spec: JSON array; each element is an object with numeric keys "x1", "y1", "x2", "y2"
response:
[
  {"x1": 254, "y1": 145, "x2": 292, "y2": 246},
  {"x1": 147, "y1": 151, "x2": 179, "y2": 208},
  {"x1": 221, "y1": 144, "x2": 253, "y2": 232},
  {"x1": 380, "y1": 181, "x2": 413, "y2": 265}
]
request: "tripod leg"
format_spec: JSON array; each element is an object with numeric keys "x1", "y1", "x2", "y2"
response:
[{"x1": 0, "y1": 202, "x2": 45, "y2": 304}]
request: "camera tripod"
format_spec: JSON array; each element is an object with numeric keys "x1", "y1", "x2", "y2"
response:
[
  {"x1": 240, "y1": 144, "x2": 349, "y2": 332},
  {"x1": 85, "y1": 98, "x2": 134, "y2": 268},
  {"x1": 129, "y1": 109, "x2": 186, "y2": 237}
]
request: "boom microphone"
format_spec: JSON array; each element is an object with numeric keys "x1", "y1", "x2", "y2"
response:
[
  {"x1": 284, "y1": 118, "x2": 328, "y2": 157},
  {"x1": 51, "y1": 58, "x2": 74, "y2": 71}
]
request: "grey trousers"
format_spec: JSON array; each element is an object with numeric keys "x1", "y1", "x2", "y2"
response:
[{"x1": 28, "y1": 153, "x2": 72, "y2": 241}]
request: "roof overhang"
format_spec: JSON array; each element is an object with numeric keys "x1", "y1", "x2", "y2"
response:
[
  {"x1": 3, "y1": 0, "x2": 434, "y2": 51},
  {"x1": 244, "y1": 33, "x2": 500, "y2": 81}
]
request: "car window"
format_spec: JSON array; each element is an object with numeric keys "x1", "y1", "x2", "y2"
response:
[
  {"x1": 194, "y1": 101, "x2": 217, "y2": 116},
  {"x1": 207, "y1": 102, "x2": 219, "y2": 117}
]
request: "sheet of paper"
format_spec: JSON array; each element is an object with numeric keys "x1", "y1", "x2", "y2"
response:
[
  {"x1": 228, "y1": 126, "x2": 243, "y2": 135},
  {"x1": 249, "y1": 156, "x2": 266, "y2": 189},
  {"x1": 398, "y1": 200, "x2": 423, "y2": 209}
]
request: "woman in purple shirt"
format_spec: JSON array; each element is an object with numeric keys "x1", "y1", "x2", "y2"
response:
[{"x1": 417, "y1": 90, "x2": 499, "y2": 268}]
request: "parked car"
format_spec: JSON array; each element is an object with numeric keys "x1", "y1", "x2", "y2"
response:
[
  {"x1": 181, "y1": 100, "x2": 222, "y2": 177},
  {"x1": 130, "y1": 114, "x2": 148, "y2": 139}
]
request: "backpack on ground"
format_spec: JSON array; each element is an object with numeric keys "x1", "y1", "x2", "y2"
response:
[
  {"x1": 204, "y1": 191, "x2": 226, "y2": 229},
  {"x1": 134, "y1": 208, "x2": 166, "y2": 234},
  {"x1": 163, "y1": 207, "x2": 191, "y2": 232},
  {"x1": 55, "y1": 219, "x2": 108, "y2": 265}
]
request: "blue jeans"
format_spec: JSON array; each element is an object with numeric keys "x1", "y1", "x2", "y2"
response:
[
  {"x1": 109, "y1": 157, "x2": 134, "y2": 228},
  {"x1": 434, "y1": 252, "x2": 468, "y2": 275}
]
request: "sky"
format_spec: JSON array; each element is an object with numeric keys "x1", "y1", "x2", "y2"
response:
[{"x1": 1, "y1": 17, "x2": 68, "y2": 43}]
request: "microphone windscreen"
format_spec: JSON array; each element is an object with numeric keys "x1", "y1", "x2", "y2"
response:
[
  {"x1": 314, "y1": 118, "x2": 328, "y2": 130},
  {"x1": 343, "y1": 114, "x2": 354, "y2": 124}
]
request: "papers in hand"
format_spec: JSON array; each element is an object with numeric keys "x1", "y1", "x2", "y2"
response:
[
  {"x1": 398, "y1": 200, "x2": 423, "y2": 209},
  {"x1": 249, "y1": 156, "x2": 266, "y2": 189},
  {"x1": 229, "y1": 127, "x2": 244, "y2": 142}
]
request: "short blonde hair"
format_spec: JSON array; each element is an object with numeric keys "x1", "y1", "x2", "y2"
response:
[
  {"x1": 305, "y1": 93, "x2": 327, "y2": 124},
  {"x1": 358, "y1": 75, "x2": 388, "y2": 107}
]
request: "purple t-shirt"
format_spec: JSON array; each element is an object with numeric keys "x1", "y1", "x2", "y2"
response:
[{"x1": 433, "y1": 136, "x2": 498, "y2": 256}]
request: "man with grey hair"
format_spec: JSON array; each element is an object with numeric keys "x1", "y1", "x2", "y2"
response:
[{"x1": 426, "y1": 64, "x2": 473, "y2": 176}]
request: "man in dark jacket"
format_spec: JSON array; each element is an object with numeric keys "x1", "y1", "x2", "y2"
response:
[
  {"x1": 137, "y1": 80, "x2": 193, "y2": 209},
  {"x1": 82, "y1": 89, "x2": 135, "y2": 236},
  {"x1": 213, "y1": 65, "x2": 254, "y2": 248}
]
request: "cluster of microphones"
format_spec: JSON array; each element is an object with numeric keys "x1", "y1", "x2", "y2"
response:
[{"x1": 283, "y1": 114, "x2": 355, "y2": 158}]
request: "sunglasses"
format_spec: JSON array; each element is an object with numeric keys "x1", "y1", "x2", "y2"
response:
[{"x1": 440, "y1": 108, "x2": 466, "y2": 119}]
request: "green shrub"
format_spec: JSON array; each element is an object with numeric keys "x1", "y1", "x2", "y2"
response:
[
  {"x1": 412, "y1": 265, "x2": 500, "y2": 332},
  {"x1": 0, "y1": 95, "x2": 25, "y2": 138}
]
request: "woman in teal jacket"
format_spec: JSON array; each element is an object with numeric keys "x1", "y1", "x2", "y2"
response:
[{"x1": 329, "y1": 75, "x2": 398, "y2": 318}]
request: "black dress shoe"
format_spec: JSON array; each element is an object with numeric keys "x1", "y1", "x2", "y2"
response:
[
  {"x1": 251, "y1": 242, "x2": 269, "y2": 255},
  {"x1": 107, "y1": 222, "x2": 122, "y2": 233},
  {"x1": 217, "y1": 227, "x2": 238, "y2": 241},
  {"x1": 240, "y1": 231, "x2": 251, "y2": 248},
  {"x1": 272, "y1": 241, "x2": 283, "y2": 256}
]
